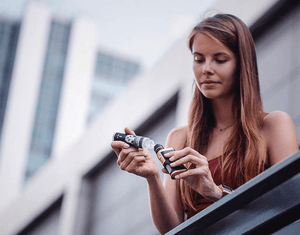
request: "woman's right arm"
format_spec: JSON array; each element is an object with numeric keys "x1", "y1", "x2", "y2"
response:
[{"x1": 111, "y1": 127, "x2": 184, "y2": 234}]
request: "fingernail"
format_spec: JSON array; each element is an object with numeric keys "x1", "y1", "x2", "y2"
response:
[
  {"x1": 174, "y1": 175, "x2": 179, "y2": 179},
  {"x1": 124, "y1": 143, "x2": 130, "y2": 148},
  {"x1": 169, "y1": 157, "x2": 174, "y2": 161}
]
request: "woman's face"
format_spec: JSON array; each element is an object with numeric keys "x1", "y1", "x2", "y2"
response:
[{"x1": 192, "y1": 33, "x2": 237, "y2": 101}]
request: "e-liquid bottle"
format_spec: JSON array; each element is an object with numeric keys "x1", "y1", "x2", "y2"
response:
[
  {"x1": 113, "y1": 132, "x2": 155, "y2": 149},
  {"x1": 154, "y1": 144, "x2": 187, "y2": 179}
]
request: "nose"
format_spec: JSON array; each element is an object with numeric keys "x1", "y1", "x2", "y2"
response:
[{"x1": 202, "y1": 61, "x2": 214, "y2": 75}]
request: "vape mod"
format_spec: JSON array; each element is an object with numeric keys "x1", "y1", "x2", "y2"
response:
[{"x1": 154, "y1": 144, "x2": 187, "y2": 179}]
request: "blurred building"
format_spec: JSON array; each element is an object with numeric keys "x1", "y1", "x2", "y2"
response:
[
  {"x1": 0, "y1": 0, "x2": 140, "y2": 214},
  {"x1": 88, "y1": 50, "x2": 140, "y2": 123},
  {"x1": 0, "y1": 0, "x2": 299, "y2": 235},
  {"x1": 25, "y1": 19, "x2": 72, "y2": 180},
  {"x1": 0, "y1": 18, "x2": 20, "y2": 140}
]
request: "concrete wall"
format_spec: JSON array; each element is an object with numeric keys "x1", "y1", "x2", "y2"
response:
[
  {"x1": 52, "y1": 16, "x2": 98, "y2": 158},
  {"x1": 0, "y1": 1, "x2": 52, "y2": 210},
  {"x1": 255, "y1": 4, "x2": 300, "y2": 141}
]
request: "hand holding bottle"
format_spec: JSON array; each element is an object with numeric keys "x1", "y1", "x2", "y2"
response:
[{"x1": 111, "y1": 127, "x2": 159, "y2": 179}]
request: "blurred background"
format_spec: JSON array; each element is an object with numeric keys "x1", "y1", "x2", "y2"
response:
[{"x1": 0, "y1": 0, "x2": 299, "y2": 234}]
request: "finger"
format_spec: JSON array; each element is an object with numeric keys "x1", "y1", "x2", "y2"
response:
[
  {"x1": 170, "y1": 154, "x2": 207, "y2": 168},
  {"x1": 118, "y1": 148, "x2": 148, "y2": 165},
  {"x1": 111, "y1": 141, "x2": 130, "y2": 156},
  {"x1": 163, "y1": 151, "x2": 175, "y2": 159},
  {"x1": 169, "y1": 147, "x2": 206, "y2": 162},
  {"x1": 138, "y1": 148, "x2": 151, "y2": 160},
  {"x1": 111, "y1": 141, "x2": 130, "y2": 150},
  {"x1": 174, "y1": 168, "x2": 206, "y2": 179},
  {"x1": 120, "y1": 155, "x2": 145, "y2": 172},
  {"x1": 118, "y1": 147, "x2": 139, "y2": 163},
  {"x1": 124, "y1": 156, "x2": 146, "y2": 172},
  {"x1": 118, "y1": 150, "x2": 145, "y2": 170},
  {"x1": 124, "y1": 127, "x2": 136, "y2": 135},
  {"x1": 161, "y1": 168, "x2": 168, "y2": 174}
]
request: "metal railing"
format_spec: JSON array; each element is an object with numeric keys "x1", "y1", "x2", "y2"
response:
[{"x1": 166, "y1": 150, "x2": 300, "y2": 235}]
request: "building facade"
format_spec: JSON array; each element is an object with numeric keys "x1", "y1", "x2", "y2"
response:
[
  {"x1": 25, "y1": 20, "x2": 71, "y2": 179},
  {"x1": 88, "y1": 50, "x2": 140, "y2": 123},
  {"x1": 0, "y1": 0, "x2": 140, "y2": 213},
  {"x1": 0, "y1": 18, "x2": 20, "y2": 140},
  {"x1": 0, "y1": 0, "x2": 299, "y2": 234}
]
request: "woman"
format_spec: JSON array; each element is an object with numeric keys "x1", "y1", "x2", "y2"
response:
[{"x1": 111, "y1": 14, "x2": 299, "y2": 234}]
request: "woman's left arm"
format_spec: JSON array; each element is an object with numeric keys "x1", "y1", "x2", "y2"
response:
[{"x1": 263, "y1": 111, "x2": 299, "y2": 166}]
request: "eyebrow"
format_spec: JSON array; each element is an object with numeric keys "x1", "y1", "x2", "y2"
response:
[{"x1": 192, "y1": 52, "x2": 232, "y2": 57}]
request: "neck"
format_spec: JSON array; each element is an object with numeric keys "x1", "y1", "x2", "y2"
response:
[{"x1": 211, "y1": 97, "x2": 235, "y2": 129}]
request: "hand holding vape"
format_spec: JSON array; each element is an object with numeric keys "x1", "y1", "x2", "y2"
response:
[
  {"x1": 112, "y1": 132, "x2": 186, "y2": 179},
  {"x1": 154, "y1": 144, "x2": 187, "y2": 179}
]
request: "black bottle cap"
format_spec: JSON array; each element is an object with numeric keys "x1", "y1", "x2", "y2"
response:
[{"x1": 154, "y1": 144, "x2": 164, "y2": 153}]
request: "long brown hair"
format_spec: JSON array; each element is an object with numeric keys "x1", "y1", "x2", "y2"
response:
[{"x1": 178, "y1": 14, "x2": 268, "y2": 213}]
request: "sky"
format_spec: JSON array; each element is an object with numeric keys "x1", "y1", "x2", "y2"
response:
[{"x1": 0, "y1": 0, "x2": 219, "y2": 70}]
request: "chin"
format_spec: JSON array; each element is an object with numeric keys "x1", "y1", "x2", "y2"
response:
[{"x1": 201, "y1": 91, "x2": 220, "y2": 100}]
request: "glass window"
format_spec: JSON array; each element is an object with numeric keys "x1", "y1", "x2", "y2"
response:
[
  {"x1": 0, "y1": 20, "x2": 20, "y2": 140},
  {"x1": 88, "y1": 52, "x2": 141, "y2": 123},
  {"x1": 26, "y1": 20, "x2": 71, "y2": 180}
]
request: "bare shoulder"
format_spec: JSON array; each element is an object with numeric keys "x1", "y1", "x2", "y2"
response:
[
  {"x1": 263, "y1": 111, "x2": 294, "y2": 127},
  {"x1": 262, "y1": 111, "x2": 299, "y2": 165},
  {"x1": 262, "y1": 111, "x2": 296, "y2": 139},
  {"x1": 166, "y1": 126, "x2": 188, "y2": 150}
]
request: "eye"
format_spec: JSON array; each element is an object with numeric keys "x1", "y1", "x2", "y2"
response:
[
  {"x1": 216, "y1": 59, "x2": 227, "y2": 64},
  {"x1": 194, "y1": 55, "x2": 204, "y2": 63}
]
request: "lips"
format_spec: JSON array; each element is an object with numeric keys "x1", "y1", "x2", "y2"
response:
[{"x1": 201, "y1": 80, "x2": 220, "y2": 85}]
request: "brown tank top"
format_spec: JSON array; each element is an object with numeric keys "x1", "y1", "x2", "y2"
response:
[{"x1": 186, "y1": 156, "x2": 222, "y2": 219}]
